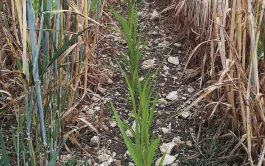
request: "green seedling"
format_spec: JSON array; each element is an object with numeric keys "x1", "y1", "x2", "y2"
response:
[{"x1": 109, "y1": 1, "x2": 167, "y2": 165}]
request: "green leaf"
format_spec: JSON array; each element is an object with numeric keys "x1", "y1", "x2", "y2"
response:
[
  {"x1": 147, "y1": 138, "x2": 160, "y2": 166},
  {"x1": 158, "y1": 152, "x2": 167, "y2": 166},
  {"x1": 48, "y1": 129, "x2": 75, "y2": 166},
  {"x1": 110, "y1": 102, "x2": 143, "y2": 166},
  {"x1": 41, "y1": 26, "x2": 90, "y2": 75},
  {"x1": 0, "y1": 129, "x2": 10, "y2": 166}
]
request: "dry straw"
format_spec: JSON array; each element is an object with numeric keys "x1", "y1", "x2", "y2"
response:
[{"x1": 172, "y1": 0, "x2": 265, "y2": 165}]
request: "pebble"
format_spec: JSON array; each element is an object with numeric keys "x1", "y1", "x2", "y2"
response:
[
  {"x1": 99, "y1": 161, "x2": 108, "y2": 166},
  {"x1": 186, "y1": 141, "x2": 192, "y2": 147},
  {"x1": 142, "y1": 59, "x2": 155, "y2": 69},
  {"x1": 94, "y1": 106, "x2": 100, "y2": 111},
  {"x1": 109, "y1": 121, "x2": 117, "y2": 128},
  {"x1": 168, "y1": 56, "x2": 179, "y2": 65},
  {"x1": 98, "y1": 153, "x2": 111, "y2": 162},
  {"x1": 155, "y1": 154, "x2": 176, "y2": 166},
  {"x1": 187, "y1": 87, "x2": 195, "y2": 93},
  {"x1": 174, "y1": 43, "x2": 181, "y2": 47},
  {"x1": 160, "y1": 142, "x2": 175, "y2": 154},
  {"x1": 150, "y1": 10, "x2": 159, "y2": 20},
  {"x1": 90, "y1": 136, "x2": 99, "y2": 147},
  {"x1": 161, "y1": 127, "x2": 170, "y2": 134},
  {"x1": 128, "y1": 162, "x2": 134, "y2": 166},
  {"x1": 166, "y1": 91, "x2": 179, "y2": 101},
  {"x1": 181, "y1": 111, "x2": 190, "y2": 118}
]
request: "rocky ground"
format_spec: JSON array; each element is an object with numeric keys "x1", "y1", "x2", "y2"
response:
[
  {"x1": 59, "y1": 1, "x2": 245, "y2": 166},
  {"x1": 78, "y1": 2, "x2": 202, "y2": 166}
]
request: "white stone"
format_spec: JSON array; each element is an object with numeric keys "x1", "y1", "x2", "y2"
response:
[
  {"x1": 107, "y1": 157, "x2": 114, "y2": 164},
  {"x1": 186, "y1": 141, "x2": 192, "y2": 147},
  {"x1": 155, "y1": 154, "x2": 176, "y2": 166},
  {"x1": 99, "y1": 161, "x2": 108, "y2": 166},
  {"x1": 163, "y1": 65, "x2": 169, "y2": 71},
  {"x1": 109, "y1": 121, "x2": 117, "y2": 128},
  {"x1": 181, "y1": 111, "x2": 190, "y2": 118},
  {"x1": 172, "y1": 137, "x2": 185, "y2": 145},
  {"x1": 95, "y1": 106, "x2": 100, "y2": 111},
  {"x1": 98, "y1": 153, "x2": 111, "y2": 162},
  {"x1": 174, "y1": 43, "x2": 181, "y2": 47},
  {"x1": 150, "y1": 10, "x2": 159, "y2": 20},
  {"x1": 107, "y1": 78, "x2": 113, "y2": 84},
  {"x1": 139, "y1": 76, "x2": 144, "y2": 81},
  {"x1": 142, "y1": 59, "x2": 155, "y2": 69},
  {"x1": 128, "y1": 162, "x2": 134, "y2": 166},
  {"x1": 187, "y1": 87, "x2": 195, "y2": 93},
  {"x1": 166, "y1": 91, "x2": 179, "y2": 101},
  {"x1": 160, "y1": 142, "x2": 175, "y2": 154},
  {"x1": 161, "y1": 127, "x2": 170, "y2": 134},
  {"x1": 126, "y1": 129, "x2": 133, "y2": 137},
  {"x1": 168, "y1": 56, "x2": 179, "y2": 65},
  {"x1": 159, "y1": 40, "x2": 170, "y2": 47},
  {"x1": 90, "y1": 136, "x2": 99, "y2": 147}
]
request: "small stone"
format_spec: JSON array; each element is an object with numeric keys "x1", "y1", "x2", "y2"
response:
[
  {"x1": 90, "y1": 136, "x2": 99, "y2": 147},
  {"x1": 102, "y1": 124, "x2": 109, "y2": 131},
  {"x1": 186, "y1": 141, "x2": 192, "y2": 147},
  {"x1": 156, "y1": 119, "x2": 162, "y2": 125},
  {"x1": 152, "y1": 31, "x2": 158, "y2": 35},
  {"x1": 170, "y1": 163, "x2": 179, "y2": 166},
  {"x1": 128, "y1": 162, "x2": 134, "y2": 166},
  {"x1": 163, "y1": 65, "x2": 169, "y2": 71},
  {"x1": 168, "y1": 56, "x2": 179, "y2": 65},
  {"x1": 181, "y1": 111, "x2": 190, "y2": 118},
  {"x1": 107, "y1": 157, "x2": 114, "y2": 164},
  {"x1": 112, "y1": 152, "x2": 116, "y2": 158},
  {"x1": 166, "y1": 91, "x2": 179, "y2": 101},
  {"x1": 98, "y1": 153, "x2": 111, "y2": 162},
  {"x1": 95, "y1": 106, "x2": 100, "y2": 111},
  {"x1": 107, "y1": 78, "x2": 113, "y2": 84},
  {"x1": 115, "y1": 92, "x2": 120, "y2": 96},
  {"x1": 161, "y1": 127, "x2": 170, "y2": 134},
  {"x1": 109, "y1": 121, "x2": 117, "y2": 128},
  {"x1": 187, "y1": 87, "x2": 195, "y2": 93},
  {"x1": 155, "y1": 154, "x2": 176, "y2": 166},
  {"x1": 174, "y1": 43, "x2": 181, "y2": 47},
  {"x1": 150, "y1": 10, "x2": 159, "y2": 20},
  {"x1": 99, "y1": 161, "x2": 108, "y2": 166},
  {"x1": 142, "y1": 59, "x2": 155, "y2": 69},
  {"x1": 172, "y1": 137, "x2": 185, "y2": 145},
  {"x1": 160, "y1": 142, "x2": 175, "y2": 154},
  {"x1": 177, "y1": 50, "x2": 182, "y2": 54},
  {"x1": 126, "y1": 129, "x2": 133, "y2": 137}
]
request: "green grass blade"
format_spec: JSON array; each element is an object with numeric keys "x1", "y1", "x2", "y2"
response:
[
  {"x1": 0, "y1": 129, "x2": 10, "y2": 166},
  {"x1": 158, "y1": 152, "x2": 167, "y2": 166},
  {"x1": 48, "y1": 129, "x2": 75, "y2": 166},
  {"x1": 147, "y1": 138, "x2": 160, "y2": 166},
  {"x1": 110, "y1": 102, "x2": 143, "y2": 166},
  {"x1": 42, "y1": 26, "x2": 90, "y2": 74}
]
